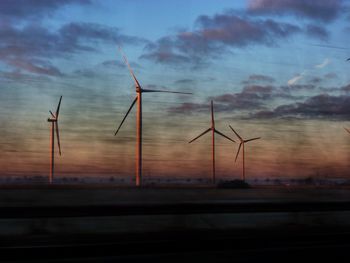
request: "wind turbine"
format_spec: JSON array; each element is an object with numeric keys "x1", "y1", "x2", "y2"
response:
[
  {"x1": 229, "y1": 125, "x2": 260, "y2": 182},
  {"x1": 47, "y1": 96, "x2": 62, "y2": 184},
  {"x1": 115, "y1": 47, "x2": 192, "y2": 187},
  {"x1": 189, "y1": 100, "x2": 235, "y2": 184}
]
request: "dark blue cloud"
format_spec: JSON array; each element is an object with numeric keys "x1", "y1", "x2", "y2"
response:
[
  {"x1": 250, "y1": 94, "x2": 350, "y2": 120},
  {"x1": 305, "y1": 24, "x2": 329, "y2": 40},
  {"x1": 174, "y1": 79, "x2": 196, "y2": 85},
  {"x1": 241, "y1": 74, "x2": 275, "y2": 85},
  {"x1": 168, "y1": 84, "x2": 293, "y2": 114},
  {"x1": 142, "y1": 14, "x2": 301, "y2": 66},
  {"x1": 248, "y1": 0, "x2": 342, "y2": 22},
  {"x1": 0, "y1": 0, "x2": 91, "y2": 19},
  {"x1": 0, "y1": 22, "x2": 145, "y2": 76}
]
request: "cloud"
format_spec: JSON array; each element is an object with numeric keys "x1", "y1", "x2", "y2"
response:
[
  {"x1": 169, "y1": 84, "x2": 292, "y2": 114},
  {"x1": 288, "y1": 58, "x2": 331, "y2": 86},
  {"x1": 0, "y1": 70, "x2": 49, "y2": 82},
  {"x1": 248, "y1": 0, "x2": 343, "y2": 22},
  {"x1": 306, "y1": 73, "x2": 338, "y2": 85},
  {"x1": 324, "y1": 73, "x2": 338, "y2": 79},
  {"x1": 250, "y1": 94, "x2": 350, "y2": 120},
  {"x1": 142, "y1": 13, "x2": 300, "y2": 66},
  {"x1": 287, "y1": 73, "x2": 304, "y2": 86},
  {"x1": 308, "y1": 77, "x2": 322, "y2": 84},
  {"x1": 195, "y1": 14, "x2": 300, "y2": 45},
  {"x1": 0, "y1": 0, "x2": 91, "y2": 20},
  {"x1": 6, "y1": 58, "x2": 63, "y2": 76},
  {"x1": 101, "y1": 60, "x2": 125, "y2": 68},
  {"x1": 59, "y1": 22, "x2": 145, "y2": 47},
  {"x1": 142, "y1": 5, "x2": 335, "y2": 67},
  {"x1": 0, "y1": 22, "x2": 145, "y2": 76},
  {"x1": 307, "y1": 43, "x2": 348, "y2": 50},
  {"x1": 168, "y1": 102, "x2": 208, "y2": 114},
  {"x1": 306, "y1": 24, "x2": 329, "y2": 40},
  {"x1": 315, "y1": 58, "x2": 330, "y2": 68},
  {"x1": 242, "y1": 74, "x2": 275, "y2": 84},
  {"x1": 72, "y1": 68, "x2": 99, "y2": 78},
  {"x1": 174, "y1": 79, "x2": 196, "y2": 85},
  {"x1": 341, "y1": 83, "x2": 350, "y2": 92},
  {"x1": 283, "y1": 84, "x2": 316, "y2": 91},
  {"x1": 101, "y1": 59, "x2": 141, "y2": 69},
  {"x1": 140, "y1": 36, "x2": 192, "y2": 65}
]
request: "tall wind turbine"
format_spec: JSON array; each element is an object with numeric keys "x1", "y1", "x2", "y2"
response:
[
  {"x1": 115, "y1": 47, "x2": 192, "y2": 187},
  {"x1": 229, "y1": 125, "x2": 260, "y2": 182},
  {"x1": 189, "y1": 101, "x2": 235, "y2": 184},
  {"x1": 47, "y1": 96, "x2": 62, "y2": 184}
]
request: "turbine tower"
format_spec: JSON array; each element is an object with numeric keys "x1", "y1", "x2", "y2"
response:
[
  {"x1": 229, "y1": 125, "x2": 260, "y2": 182},
  {"x1": 47, "y1": 96, "x2": 62, "y2": 184},
  {"x1": 189, "y1": 101, "x2": 235, "y2": 184},
  {"x1": 115, "y1": 47, "x2": 192, "y2": 187}
]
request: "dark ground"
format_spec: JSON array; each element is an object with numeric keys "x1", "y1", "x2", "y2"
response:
[{"x1": 1, "y1": 185, "x2": 350, "y2": 262}]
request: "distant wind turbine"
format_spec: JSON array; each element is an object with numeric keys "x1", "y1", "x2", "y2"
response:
[
  {"x1": 189, "y1": 101, "x2": 235, "y2": 184},
  {"x1": 115, "y1": 47, "x2": 192, "y2": 187},
  {"x1": 47, "y1": 96, "x2": 62, "y2": 184},
  {"x1": 229, "y1": 125, "x2": 260, "y2": 182}
]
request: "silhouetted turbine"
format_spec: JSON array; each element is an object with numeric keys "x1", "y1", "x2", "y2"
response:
[
  {"x1": 229, "y1": 125, "x2": 260, "y2": 182},
  {"x1": 115, "y1": 47, "x2": 192, "y2": 187},
  {"x1": 47, "y1": 96, "x2": 62, "y2": 184},
  {"x1": 189, "y1": 101, "x2": 235, "y2": 184}
]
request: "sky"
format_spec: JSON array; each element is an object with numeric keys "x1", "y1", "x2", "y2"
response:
[{"x1": 1, "y1": 0, "x2": 350, "y2": 181}]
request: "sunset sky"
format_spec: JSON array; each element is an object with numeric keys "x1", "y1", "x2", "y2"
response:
[{"x1": 1, "y1": 0, "x2": 350, "y2": 181}]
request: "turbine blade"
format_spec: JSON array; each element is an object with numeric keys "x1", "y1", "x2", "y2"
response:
[
  {"x1": 244, "y1": 137, "x2": 261, "y2": 143},
  {"x1": 142, "y1": 88, "x2": 192, "y2": 95},
  {"x1": 115, "y1": 96, "x2": 138, "y2": 135},
  {"x1": 55, "y1": 122, "x2": 61, "y2": 156},
  {"x1": 56, "y1": 96, "x2": 62, "y2": 118},
  {"x1": 189, "y1": 128, "x2": 211, "y2": 143},
  {"x1": 214, "y1": 129, "x2": 235, "y2": 143},
  {"x1": 229, "y1": 125, "x2": 243, "y2": 141},
  {"x1": 49, "y1": 110, "x2": 55, "y2": 118},
  {"x1": 118, "y1": 46, "x2": 141, "y2": 88},
  {"x1": 344, "y1": 127, "x2": 350, "y2": 134},
  {"x1": 235, "y1": 143, "x2": 242, "y2": 162}
]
